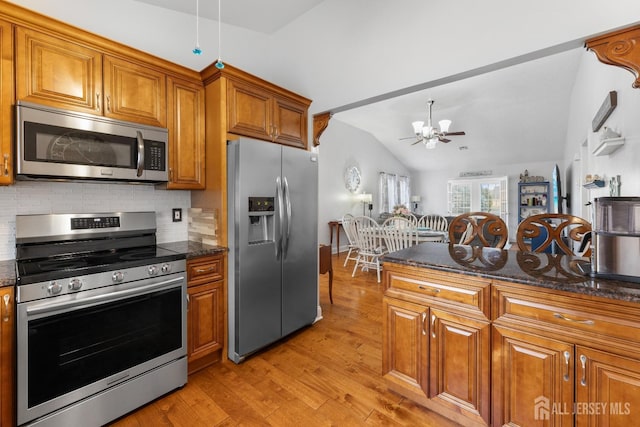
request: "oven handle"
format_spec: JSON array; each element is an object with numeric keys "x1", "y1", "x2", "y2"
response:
[{"x1": 25, "y1": 276, "x2": 184, "y2": 316}]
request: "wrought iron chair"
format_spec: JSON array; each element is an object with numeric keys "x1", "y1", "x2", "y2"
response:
[
  {"x1": 516, "y1": 213, "x2": 592, "y2": 256},
  {"x1": 449, "y1": 212, "x2": 509, "y2": 249}
]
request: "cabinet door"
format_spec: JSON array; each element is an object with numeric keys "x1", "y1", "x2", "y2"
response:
[
  {"x1": 103, "y1": 55, "x2": 166, "y2": 127},
  {"x1": 1, "y1": 287, "x2": 14, "y2": 427},
  {"x1": 429, "y1": 308, "x2": 490, "y2": 425},
  {"x1": 187, "y1": 281, "x2": 223, "y2": 374},
  {"x1": 492, "y1": 325, "x2": 574, "y2": 427},
  {"x1": 166, "y1": 76, "x2": 205, "y2": 189},
  {"x1": 272, "y1": 94, "x2": 307, "y2": 149},
  {"x1": 15, "y1": 27, "x2": 103, "y2": 114},
  {"x1": 226, "y1": 78, "x2": 272, "y2": 141},
  {"x1": 0, "y1": 20, "x2": 13, "y2": 185},
  {"x1": 382, "y1": 297, "x2": 429, "y2": 400},
  {"x1": 575, "y1": 346, "x2": 640, "y2": 427}
]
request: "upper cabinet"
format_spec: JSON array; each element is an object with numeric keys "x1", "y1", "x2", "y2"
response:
[
  {"x1": 102, "y1": 55, "x2": 166, "y2": 127},
  {"x1": 227, "y1": 78, "x2": 309, "y2": 148},
  {"x1": 15, "y1": 27, "x2": 103, "y2": 114},
  {"x1": 166, "y1": 76, "x2": 205, "y2": 189},
  {"x1": 16, "y1": 27, "x2": 166, "y2": 127},
  {"x1": 0, "y1": 19, "x2": 13, "y2": 186}
]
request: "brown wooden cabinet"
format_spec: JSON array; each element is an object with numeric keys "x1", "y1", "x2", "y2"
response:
[
  {"x1": 187, "y1": 254, "x2": 225, "y2": 374},
  {"x1": 0, "y1": 19, "x2": 13, "y2": 186},
  {"x1": 1, "y1": 286, "x2": 14, "y2": 427},
  {"x1": 166, "y1": 76, "x2": 205, "y2": 189},
  {"x1": 102, "y1": 55, "x2": 166, "y2": 127},
  {"x1": 15, "y1": 27, "x2": 103, "y2": 114},
  {"x1": 492, "y1": 280, "x2": 640, "y2": 427},
  {"x1": 16, "y1": 27, "x2": 166, "y2": 127},
  {"x1": 227, "y1": 78, "x2": 309, "y2": 148},
  {"x1": 382, "y1": 263, "x2": 491, "y2": 426}
]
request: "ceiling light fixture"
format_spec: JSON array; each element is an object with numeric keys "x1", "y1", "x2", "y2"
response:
[
  {"x1": 215, "y1": 0, "x2": 224, "y2": 69},
  {"x1": 410, "y1": 99, "x2": 465, "y2": 149},
  {"x1": 192, "y1": 0, "x2": 202, "y2": 55}
]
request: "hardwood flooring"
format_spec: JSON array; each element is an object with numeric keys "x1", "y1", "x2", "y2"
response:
[{"x1": 110, "y1": 254, "x2": 458, "y2": 426}]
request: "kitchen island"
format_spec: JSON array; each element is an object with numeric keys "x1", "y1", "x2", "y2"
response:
[{"x1": 381, "y1": 243, "x2": 640, "y2": 427}]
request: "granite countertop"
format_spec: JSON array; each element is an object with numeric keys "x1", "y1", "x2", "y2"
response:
[
  {"x1": 382, "y1": 243, "x2": 640, "y2": 304},
  {"x1": 0, "y1": 241, "x2": 228, "y2": 288},
  {"x1": 157, "y1": 240, "x2": 227, "y2": 259}
]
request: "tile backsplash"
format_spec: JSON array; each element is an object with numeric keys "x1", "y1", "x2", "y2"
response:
[{"x1": 0, "y1": 180, "x2": 191, "y2": 260}]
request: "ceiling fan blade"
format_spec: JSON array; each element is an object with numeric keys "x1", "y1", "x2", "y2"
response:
[
  {"x1": 439, "y1": 137, "x2": 451, "y2": 143},
  {"x1": 411, "y1": 139, "x2": 423, "y2": 145},
  {"x1": 399, "y1": 136, "x2": 419, "y2": 140},
  {"x1": 443, "y1": 131, "x2": 466, "y2": 136}
]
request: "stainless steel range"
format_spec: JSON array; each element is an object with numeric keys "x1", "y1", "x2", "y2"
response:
[{"x1": 15, "y1": 212, "x2": 187, "y2": 427}]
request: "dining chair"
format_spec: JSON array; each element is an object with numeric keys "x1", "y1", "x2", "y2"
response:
[
  {"x1": 382, "y1": 216, "x2": 415, "y2": 230},
  {"x1": 449, "y1": 212, "x2": 509, "y2": 249},
  {"x1": 341, "y1": 213, "x2": 359, "y2": 267},
  {"x1": 418, "y1": 214, "x2": 448, "y2": 232},
  {"x1": 351, "y1": 215, "x2": 385, "y2": 283},
  {"x1": 382, "y1": 223, "x2": 417, "y2": 254},
  {"x1": 516, "y1": 213, "x2": 592, "y2": 256}
]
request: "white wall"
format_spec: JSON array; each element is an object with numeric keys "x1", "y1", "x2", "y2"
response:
[
  {"x1": 0, "y1": 181, "x2": 190, "y2": 260},
  {"x1": 413, "y1": 160, "x2": 561, "y2": 241},
  {"x1": 317, "y1": 119, "x2": 412, "y2": 252},
  {"x1": 564, "y1": 52, "x2": 640, "y2": 223}
]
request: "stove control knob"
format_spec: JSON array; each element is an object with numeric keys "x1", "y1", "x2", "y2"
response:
[
  {"x1": 161, "y1": 263, "x2": 172, "y2": 274},
  {"x1": 47, "y1": 281, "x2": 63, "y2": 295},
  {"x1": 69, "y1": 278, "x2": 83, "y2": 291},
  {"x1": 112, "y1": 271, "x2": 124, "y2": 283},
  {"x1": 148, "y1": 265, "x2": 159, "y2": 276}
]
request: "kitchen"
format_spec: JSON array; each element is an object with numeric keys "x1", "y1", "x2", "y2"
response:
[{"x1": 1, "y1": 1, "x2": 640, "y2": 426}]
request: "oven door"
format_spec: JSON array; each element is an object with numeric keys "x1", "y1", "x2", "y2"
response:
[{"x1": 16, "y1": 273, "x2": 186, "y2": 426}]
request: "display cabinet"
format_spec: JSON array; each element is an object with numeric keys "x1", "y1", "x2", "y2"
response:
[{"x1": 518, "y1": 181, "x2": 550, "y2": 222}]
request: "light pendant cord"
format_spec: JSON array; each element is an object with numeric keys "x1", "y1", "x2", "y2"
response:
[
  {"x1": 215, "y1": 0, "x2": 224, "y2": 69},
  {"x1": 192, "y1": 0, "x2": 202, "y2": 55}
]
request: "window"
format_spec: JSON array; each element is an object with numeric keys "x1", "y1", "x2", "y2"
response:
[
  {"x1": 447, "y1": 176, "x2": 509, "y2": 220},
  {"x1": 379, "y1": 172, "x2": 410, "y2": 213}
]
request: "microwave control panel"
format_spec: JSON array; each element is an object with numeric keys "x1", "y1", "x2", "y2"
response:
[{"x1": 144, "y1": 141, "x2": 166, "y2": 171}]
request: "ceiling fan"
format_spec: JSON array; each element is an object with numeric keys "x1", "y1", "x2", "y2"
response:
[{"x1": 400, "y1": 99, "x2": 466, "y2": 149}]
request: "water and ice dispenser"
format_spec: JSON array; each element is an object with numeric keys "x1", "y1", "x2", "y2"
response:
[{"x1": 247, "y1": 196, "x2": 275, "y2": 244}]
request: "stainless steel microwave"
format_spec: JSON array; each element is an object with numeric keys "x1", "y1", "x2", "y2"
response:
[{"x1": 16, "y1": 101, "x2": 169, "y2": 183}]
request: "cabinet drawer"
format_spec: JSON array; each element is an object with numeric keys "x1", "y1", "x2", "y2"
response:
[
  {"x1": 493, "y1": 282, "x2": 640, "y2": 343},
  {"x1": 385, "y1": 267, "x2": 490, "y2": 317},
  {"x1": 187, "y1": 255, "x2": 224, "y2": 285}
]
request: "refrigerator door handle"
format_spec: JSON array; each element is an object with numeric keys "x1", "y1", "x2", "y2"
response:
[
  {"x1": 283, "y1": 176, "x2": 292, "y2": 258},
  {"x1": 275, "y1": 176, "x2": 284, "y2": 260}
]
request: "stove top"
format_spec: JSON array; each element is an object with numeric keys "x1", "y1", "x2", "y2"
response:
[{"x1": 16, "y1": 245, "x2": 184, "y2": 286}]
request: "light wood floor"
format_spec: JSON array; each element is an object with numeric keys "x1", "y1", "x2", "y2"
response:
[{"x1": 110, "y1": 253, "x2": 458, "y2": 426}]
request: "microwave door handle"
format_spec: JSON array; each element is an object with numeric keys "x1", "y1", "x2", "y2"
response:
[{"x1": 136, "y1": 131, "x2": 144, "y2": 177}]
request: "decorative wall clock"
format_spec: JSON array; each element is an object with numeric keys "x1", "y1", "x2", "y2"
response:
[{"x1": 344, "y1": 166, "x2": 361, "y2": 193}]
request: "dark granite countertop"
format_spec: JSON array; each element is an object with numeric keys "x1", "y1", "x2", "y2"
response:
[
  {"x1": 158, "y1": 240, "x2": 227, "y2": 259},
  {"x1": 0, "y1": 260, "x2": 15, "y2": 288},
  {"x1": 381, "y1": 243, "x2": 640, "y2": 304}
]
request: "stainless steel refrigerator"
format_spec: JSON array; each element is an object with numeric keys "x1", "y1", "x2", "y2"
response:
[{"x1": 227, "y1": 137, "x2": 318, "y2": 363}]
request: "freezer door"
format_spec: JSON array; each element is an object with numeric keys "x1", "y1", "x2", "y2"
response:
[
  {"x1": 228, "y1": 138, "x2": 283, "y2": 361},
  {"x1": 281, "y1": 145, "x2": 319, "y2": 336}
]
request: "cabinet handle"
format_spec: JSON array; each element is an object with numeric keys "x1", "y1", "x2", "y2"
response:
[
  {"x1": 418, "y1": 285, "x2": 440, "y2": 294},
  {"x1": 273, "y1": 125, "x2": 279, "y2": 141},
  {"x1": 421, "y1": 312, "x2": 427, "y2": 335},
  {"x1": 106, "y1": 95, "x2": 111, "y2": 112},
  {"x1": 2, "y1": 294, "x2": 10, "y2": 322},
  {"x1": 563, "y1": 350, "x2": 571, "y2": 381},
  {"x1": 3, "y1": 154, "x2": 8, "y2": 176},
  {"x1": 195, "y1": 266, "x2": 215, "y2": 273},
  {"x1": 186, "y1": 293, "x2": 190, "y2": 310},
  {"x1": 431, "y1": 314, "x2": 437, "y2": 339},
  {"x1": 553, "y1": 313, "x2": 594, "y2": 325},
  {"x1": 96, "y1": 93, "x2": 101, "y2": 111},
  {"x1": 580, "y1": 354, "x2": 587, "y2": 386}
]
